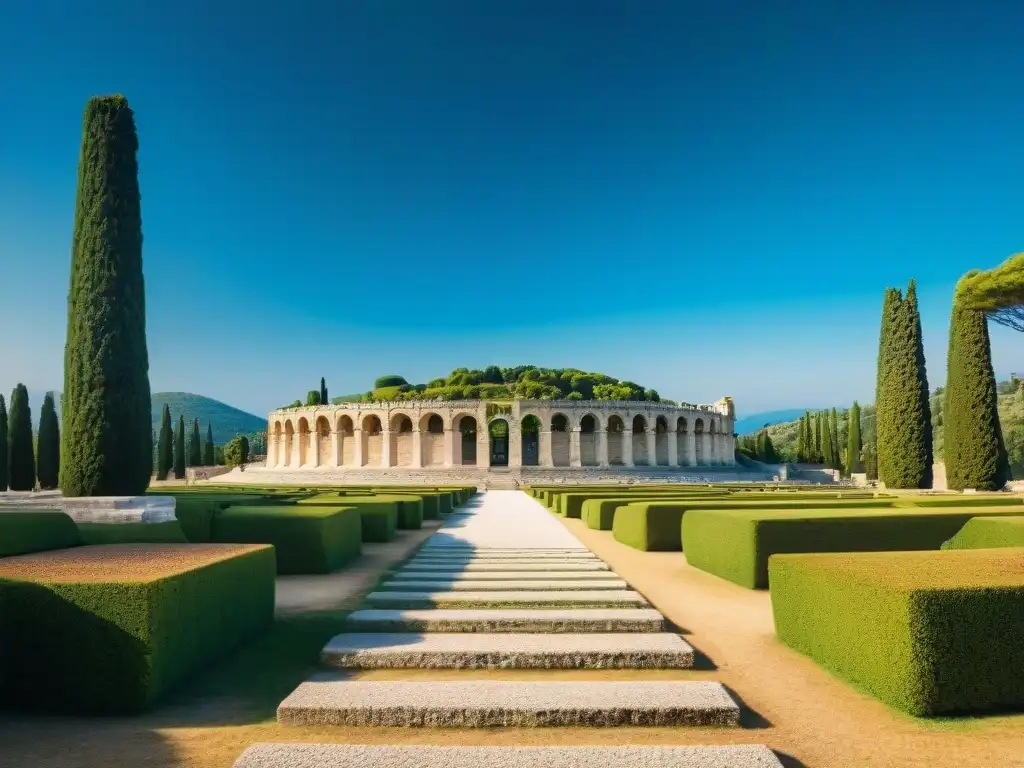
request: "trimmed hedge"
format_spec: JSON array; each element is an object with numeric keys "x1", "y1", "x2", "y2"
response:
[
  {"x1": 78, "y1": 521, "x2": 187, "y2": 545},
  {"x1": 683, "y1": 506, "x2": 1024, "y2": 589},
  {"x1": 900, "y1": 495, "x2": 1021, "y2": 508},
  {"x1": 300, "y1": 495, "x2": 398, "y2": 542},
  {"x1": 0, "y1": 543, "x2": 275, "y2": 713},
  {"x1": 770, "y1": 548, "x2": 1024, "y2": 716},
  {"x1": 168, "y1": 492, "x2": 303, "y2": 543},
  {"x1": 554, "y1": 489, "x2": 726, "y2": 519},
  {"x1": 212, "y1": 505, "x2": 362, "y2": 573},
  {"x1": 0, "y1": 510, "x2": 82, "y2": 557},
  {"x1": 942, "y1": 515, "x2": 1024, "y2": 550}
]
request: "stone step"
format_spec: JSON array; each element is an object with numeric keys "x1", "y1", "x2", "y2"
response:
[
  {"x1": 364, "y1": 590, "x2": 648, "y2": 609},
  {"x1": 277, "y1": 680, "x2": 741, "y2": 727},
  {"x1": 235, "y1": 744, "x2": 785, "y2": 768},
  {"x1": 344, "y1": 608, "x2": 667, "y2": 633},
  {"x1": 320, "y1": 632, "x2": 694, "y2": 669},
  {"x1": 380, "y1": 579, "x2": 630, "y2": 591},
  {"x1": 401, "y1": 562, "x2": 610, "y2": 572},
  {"x1": 415, "y1": 550, "x2": 597, "y2": 559},
  {"x1": 390, "y1": 569, "x2": 623, "y2": 581},
  {"x1": 420, "y1": 546, "x2": 590, "y2": 553}
]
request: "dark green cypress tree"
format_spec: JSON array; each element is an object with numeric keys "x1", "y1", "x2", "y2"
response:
[
  {"x1": 204, "y1": 423, "x2": 215, "y2": 466},
  {"x1": 802, "y1": 412, "x2": 812, "y2": 462},
  {"x1": 61, "y1": 95, "x2": 152, "y2": 496},
  {"x1": 944, "y1": 297, "x2": 1010, "y2": 490},
  {"x1": 847, "y1": 401, "x2": 864, "y2": 473},
  {"x1": 755, "y1": 430, "x2": 766, "y2": 461},
  {"x1": 0, "y1": 396, "x2": 8, "y2": 491},
  {"x1": 37, "y1": 391, "x2": 61, "y2": 490},
  {"x1": 906, "y1": 281, "x2": 935, "y2": 487},
  {"x1": 173, "y1": 415, "x2": 186, "y2": 479},
  {"x1": 188, "y1": 418, "x2": 202, "y2": 466},
  {"x1": 157, "y1": 404, "x2": 172, "y2": 481},
  {"x1": 795, "y1": 415, "x2": 806, "y2": 462},
  {"x1": 320, "y1": 377, "x2": 328, "y2": 406},
  {"x1": 821, "y1": 411, "x2": 835, "y2": 469},
  {"x1": 813, "y1": 412, "x2": 823, "y2": 463},
  {"x1": 829, "y1": 407, "x2": 842, "y2": 472},
  {"x1": 8, "y1": 385, "x2": 35, "y2": 490}
]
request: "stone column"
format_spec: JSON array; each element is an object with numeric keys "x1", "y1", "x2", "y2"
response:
[
  {"x1": 622, "y1": 429, "x2": 634, "y2": 467},
  {"x1": 701, "y1": 431, "x2": 712, "y2": 466},
  {"x1": 477, "y1": 427, "x2": 490, "y2": 468},
  {"x1": 540, "y1": 430, "x2": 553, "y2": 467},
  {"x1": 411, "y1": 427, "x2": 422, "y2": 468},
  {"x1": 646, "y1": 428, "x2": 657, "y2": 467},
  {"x1": 380, "y1": 425, "x2": 392, "y2": 467},
  {"x1": 685, "y1": 430, "x2": 696, "y2": 466},
  {"x1": 569, "y1": 428, "x2": 582, "y2": 467},
  {"x1": 509, "y1": 424, "x2": 523, "y2": 468},
  {"x1": 308, "y1": 430, "x2": 318, "y2": 468},
  {"x1": 444, "y1": 428, "x2": 456, "y2": 467},
  {"x1": 667, "y1": 431, "x2": 678, "y2": 467},
  {"x1": 329, "y1": 430, "x2": 339, "y2": 467},
  {"x1": 353, "y1": 428, "x2": 365, "y2": 467},
  {"x1": 597, "y1": 429, "x2": 609, "y2": 467},
  {"x1": 725, "y1": 434, "x2": 736, "y2": 465}
]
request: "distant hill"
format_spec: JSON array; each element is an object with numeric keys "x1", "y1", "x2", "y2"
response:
[
  {"x1": 150, "y1": 392, "x2": 266, "y2": 444},
  {"x1": 734, "y1": 409, "x2": 809, "y2": 436}
]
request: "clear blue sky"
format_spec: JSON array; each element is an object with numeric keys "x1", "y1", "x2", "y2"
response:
[{"x1": 1, "y1": 0, "x2": 1021, "y2": 419}]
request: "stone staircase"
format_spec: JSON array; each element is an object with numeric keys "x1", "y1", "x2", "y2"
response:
[{"x1": 233, "y1": 491, "x2": 783, "y2": 768}]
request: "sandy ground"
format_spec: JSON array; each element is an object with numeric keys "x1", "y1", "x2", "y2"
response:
[{"x1": 1, "y1": 498, "x2": 1022, "y2": 768}]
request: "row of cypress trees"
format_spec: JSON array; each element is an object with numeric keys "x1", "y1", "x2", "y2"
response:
[
  {"x1": 154, "y1": 405, "x2": 216, "y2": 481},
  {"x1": 0, "y1": 389, "x2": 61, "y2": 491},
  {"x1": 737, "y1": 428, "x2": 779, "y2": 463},
  {"x1": 794, "y1": 408, "x2": 844, "y2": 469}
]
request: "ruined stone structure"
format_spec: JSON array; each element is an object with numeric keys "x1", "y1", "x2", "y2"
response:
[{"x1": 266, "y1": 398, "x2": 737, "y2": 471}]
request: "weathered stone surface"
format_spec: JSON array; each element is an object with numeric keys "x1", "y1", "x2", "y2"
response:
[
  {"x1": 380, "y1": 578, "x2": 630, "y2": 591},
  {"x1": 235, "y1": 744, "x2": 784, "y2": 768},
  {"x1": 0, "y1": 493, "x2": 175, "y2": 523},
  {"x1": 343, "y1": 608, "x2": 667, "y2": 633},
  {"x1": 389, "y1": 569, "x2": 623, "y2": 581},
  {"x1": 320, "y1": 632, "x2": 694, "y2": 669},
  {"x1": 277, "y1": 680, "x2": 741, "y2": 727},
  {"x1": 401, "y1": 562, "x2": 611, "y2": 572},
  {"x1": 413, "y1": 550, "x2": 598, "y2": 559},
  {"x1": 364, "y1": 589, "x2": 648, "y2": 609}
]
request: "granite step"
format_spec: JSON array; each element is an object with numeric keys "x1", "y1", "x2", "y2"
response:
[
  {"x1": 364, "y1": 590, "x2": 648, "y2": 609},
  {"x1": 413, "y1": 550, "x2": 598, "y2": 559},
  {"x1": 380, "y1": 579, "x2": 630, "y2": 591},
  {"x1": 344, "y1": 608, "x2": 667, "y2": 633},
  {"x1": 389, "y1": 569, "x2": 623, "y2": 581},
  {"x1": 235, "y1": 744, "x2": 784, "y2": 768},
  {"x1": 320, "y1": 632, "x2": 694, "y2": 669},
  {"x1": 401, "y1": 562, "x2": 610, "y2": 572},
  {"x1": 277, "y1": 680, "x2": 740, "y2": 727}
]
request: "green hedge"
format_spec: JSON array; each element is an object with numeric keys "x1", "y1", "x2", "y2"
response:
[
  {"x1": 212, "y1": 505, "x2": 362, "y2": 573},
  {"x1": 77, "y1": 521, "x2": 187, "y2": 545},
  {"x1": 554, "y1": 489, "x2": 725, "y2": 519},
  {"x1": 300, "y1": 495, "x2": 398, "y2": 542},
  {"x1": 169, "y1": 492, "x2": 300, "y2": 543},
  {"x1": 942, "y1": 516, "x2": 1024, "y2": 550},
  {"x1": 770, "y1": 548, "x2": 1024, "y2": 716},
  {"x1": 900, "y1": 495, "x2": 1022, "y2": 508},
  {"x1": 683, "y1": 506, "x2": 1024, "y2": 589},
  {"x1": 0, "y1": 543, "x2": 275, "y2": 713},
  {"x1": 0, "y1": 510, "x2": 81, "y2": 557}
]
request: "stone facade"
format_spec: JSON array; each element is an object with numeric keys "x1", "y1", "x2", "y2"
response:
[{"x1": 266, "y1": 398, "x2": 737, "y2": 471}]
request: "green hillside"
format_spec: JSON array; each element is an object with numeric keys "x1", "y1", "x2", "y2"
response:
[{"x1": 150, "y1": 392, "x2": 266, "y2": 445}]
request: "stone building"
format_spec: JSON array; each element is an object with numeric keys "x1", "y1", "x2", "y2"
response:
[{"x1": 266, "y1": 397, "x2": 736, "y2": 471}]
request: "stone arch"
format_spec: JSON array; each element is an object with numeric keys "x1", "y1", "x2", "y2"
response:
[
  {"x1": 607, "y1": 414, "x2": 625, "y2": 466},
  {"x1": 361, "y1": 414, "x2": 383, "y2": 467},
  {"x1": 632, "y1": 414, "x2": 649, "y2": 466},
  {"x1": 297, "y1": 417, "x2": 310, "y2": 467},
  {"x1": 315, "y1": 415, "x2": 331, "y2": 467},
  {"x1": 389, "y1": 413, "x2": 414, "y2": 467},
  {"x1": 655, "y1": 415, "x2": 670, "y2": 466},
  {"x1": 521, "y1": 413, "x2": 541, "y2": 466},
  {"x1": 337, "y1": 414, "x2": 355, "y2": 466},
  {"x1": 694, "y1": 417, "x2": 705, "y2": 465},
  {"x1": 550, "y1": 413, "x2": 570, "y2": 467},
  {"x1": 272, "y1": 421, "x2": 283, "y2": 467},
  {"x1": 420, "y1": 412, "x2": 445, "y2": 467},
  {"x1": 284, "y1": 420, "x2": 294, "y2": 467},
  {"x1": 676, "y1": 416, "x2": 688, "y2": 466},
  {"x1": 579, "y1": 413, "x2": 600, "y2": 467},
  {"x1": 453, "y1": 413, "x2": 478, "y2": 466},
  {"x1": 488, "y1": 418, "x2": 510, "y2": 467}
]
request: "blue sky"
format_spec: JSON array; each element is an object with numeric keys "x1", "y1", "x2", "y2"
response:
[{"x1": 1, "y1": 0, "x2": 1021, "y2": 419}]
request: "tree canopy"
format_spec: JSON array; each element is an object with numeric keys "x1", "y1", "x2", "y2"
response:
[{"x1": 956, "y1": 254, "x2": 1024, "y2": 332}]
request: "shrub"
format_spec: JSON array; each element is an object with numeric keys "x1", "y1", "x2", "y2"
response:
[
  {"x1": 212, "y1": 505, "x2": 362, "y2": 573},
  {"x1": 0, "y1": 510, "x2": 81, "y2": 557},
  {"x1": 77, "y1": 522, "x2": 187, "y2": 545},
  {"x1": 223, "y1": 435, "x2": 250, "y2": 467},
  {"x1": 0, "y1": 543, "x2": 274, "y2": 713},
  {"x1": 942, "y1": 516, "x2": 1024, "y2": 550},
  {"x1": 770, "y1": 548, "x2": 1024, "y2": 716},
  {"x1": 300, "y1": 495, "x2": 397, "y2": 542},
  {"x1": 583, "y1": 493, "x2": 736, "y2": 530},
  {"x1": 374, "y1": 375, "x2": 408, "y2": 389},
  {"x1": 683, "y1": 506, "x2": 1024, "y2": 589}
]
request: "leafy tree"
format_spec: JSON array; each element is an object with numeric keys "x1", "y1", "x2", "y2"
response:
[
  {"x1": 188, "y1": 418, "x2": 202, "y2": 466},
  {"x1": 374, "y1": 375, "x2": 408, "y2": 389},
  {"x1": 483, "y1": 365, "x2": 503, "y2": 384},
  {"x1": 0, "y1": 396, "x2": 7, "y2": 491},
  {"x1": 157, "y1": 404, "x2": 173, "y2": 480},
  {"x1": 956, "y1": 252, "x2": 1024, "y2": 331},
  {"x1": 173, "y1": 415, "x2": 186, "y2": 479},
  {"x1": 846, "y1": 401, "x2": 864, "y2": 473},
  {"x1": 204, "y1": 423, "x2": 215, "y2": 466},
  {"x1": 37, "y1": 391, "x2": 61, "y2": 490},
  {"x1": 320, "y1": 377, "x2": 328, "y2": 405},
  {"x1": 7, "y1": 385, "x2": 35, "y2": 490},
  {"x1": 224, "y1": 435, "x2": 250, "y2": 467},
  {"x1": 61, "y1": 95, "x2": 152, "y2": 496},
  {"x1": 943, "y1": 297, "x2": 1010, "y2": 490},
  {"x1": 306, "y1": 390, "x2": 321, "y2": 406}
]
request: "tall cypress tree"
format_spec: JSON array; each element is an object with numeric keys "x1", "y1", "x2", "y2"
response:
[
  {"x1": 174, "y1": 415, "x2": 186, "y2": 479},
  {"x1": 188, "y1": 419, "x2": 202, "y2": 466},
  {"x1": 8, "y1": 385, "x2": 35, "y2": 490},
  {"x1": 847, "y1": 401, "x2": 864, "y2": 473},
  {"x1": 320, "y1": 377, "x2": 328, "y2": 406},
  {"x1": 821, "y1": 412, "x2": 835, "y2": 469},
  {"x1": 0, "y1": 396, "x2": 8, "y2": 491},
  {"x1": 795, "y1": 415, "x2": 806, "y2": 462},
  {"x1": 37, "y1": 391, "x2": 61, "y2": 490},
  {"x1": 906, "y1": 281, "x2": 934, "y2": 486},
  {"x1": 944, "y1": 297, "x2": 1010, "y2": 490},
  {"x1": 62, "y1": 95, "x2": 152, "y2": 496},
  {"x1": 203, "y1": 423, "x2": 215, "y2": 466},
  {"x1": 813, "y1": 412, "x2": 823, "y2": 463},
  {"x1": 829, "y1": 408, "x2": 842, "y2": 472},
  {"x1": 157, "y1": 404, "x2": 172, "y2": 480}
]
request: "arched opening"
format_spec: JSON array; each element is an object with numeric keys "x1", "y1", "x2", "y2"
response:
[
  {"x1": 521, "y1": 414, "x2": 540, "y2": 466},
  {"x1": 676, "y1": 417, "x2": 688, "y2": 466},
  {"x1": 273, "y1": 422, "x2": 283, "y2": 466},
  {"x1": 390, "y1": 414, "x2": 414, "y2": 467},
  {"x1": 551, "y1": 413, "x2": 570, "y2": 467},
  {"x1": 694, "y1": 418, "x2": 705, "y2": 465},
  {"x1": 284, "y1": 420, "x2": 295, "y2": 467},
  {"x1": 362, "y1": 414, "x2": 383, "y2": 466},
  {"x1": 455, "y1": 415, "x2": 478, "y2": 466},
  {"x1": 420, "y1": 413, "x2": 445, "y2": 467},
  {"x1": 708, "y1": 419, "x2": 718, "y2": 464},
  {"x1": 607, "y1": 414, "x2": 625, "y2": 466},
  {"x1": 632, "y1": 414, "x2": 649, "y2": 466},
  {"x1": 315, "y1": 416, "x2": 331, "y2": 467},
  {"x1": 337, "y1": 415, "x2": 354, "y2": 466},
  {"x1": 580, "y1": 414, "x2": 599, "y2": 467},
  {"x1": 489, "y1": 419, "x2": 509, "y2": 466},
  {"x1": 655, "y1": 415, "x2": 670, "y2": 466}
]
